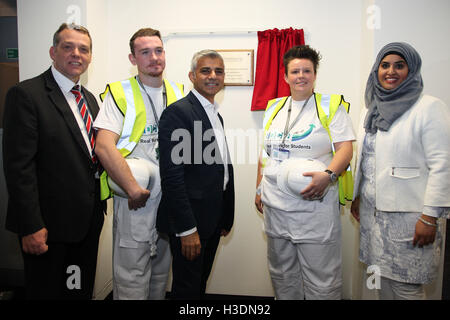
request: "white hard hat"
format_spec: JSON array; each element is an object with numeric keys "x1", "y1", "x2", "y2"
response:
[
  {"x1": 107, "y1": 157, "x2": 161, "y2": 199},
  {"x1": 277, "y1": 158, "x2": 329, "y2": 199}
]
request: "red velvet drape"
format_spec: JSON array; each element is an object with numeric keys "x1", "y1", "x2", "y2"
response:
[{"x1": 250, "y1": 28, "x2": 305, "y2": 111}]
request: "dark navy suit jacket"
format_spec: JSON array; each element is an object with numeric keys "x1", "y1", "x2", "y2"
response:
[{"x1": 157, "y1": 91, "x2": 234, "y2": 239}]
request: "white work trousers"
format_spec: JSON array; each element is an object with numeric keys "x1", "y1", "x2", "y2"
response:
[
  {"x1": 267, "y1": 236, "x2": 342, "y2": 300},
  {"x1": 113, "y1": 233, "x2": 171, "y2": 300},
  {"x1": 112, "y1": 191, "x2": 171, "y2": 300},
  {"x1": 378, "y1": 277, "x2": 425, "y2": 300}
]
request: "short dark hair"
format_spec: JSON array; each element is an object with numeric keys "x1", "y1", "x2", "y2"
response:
[
  {"x1": 129, "y1": 28, "x2": 162, "y2": 55},
  {"x1": 283, "y1": 45, "x2": 321, "y2": 75},
  {"x1": 53, "y1": 23, "x2": 92, "y2": 50},
  {"x1": 190, "y1": 49, "x2": 223, "y2": 73}
]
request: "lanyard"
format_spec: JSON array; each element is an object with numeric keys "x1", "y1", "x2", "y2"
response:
[
  {"x1": 282, "y1": 94, "x2": 312, "y2": 144},
  {"x1": 136, "y1": 76, "x2": 166, "y2": 127}
]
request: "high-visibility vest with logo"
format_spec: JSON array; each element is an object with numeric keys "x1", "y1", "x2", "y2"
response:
[
  {"x1": 262, "y1": 93, "x2": 353, "y2": 205},
  {"x1": 98, "y1": 77, "x2": 184, "y2": 200}
]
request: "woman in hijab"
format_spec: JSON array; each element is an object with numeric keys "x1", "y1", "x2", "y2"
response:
[{"x1": 351, "y1": 42, "x2": 450, "y2": 299}]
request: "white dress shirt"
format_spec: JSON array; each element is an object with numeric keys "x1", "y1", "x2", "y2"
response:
[
  {"x1": 191, "y1": 89, "x2": 229, "y2": 190},
  {"x1": 51, "y1": 65, "x2": 94, "y2": 156}
]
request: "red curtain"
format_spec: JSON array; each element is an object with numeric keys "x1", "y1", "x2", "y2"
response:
[{"x1": 250, "y1": 28, "x2": 305, "y2": 111}]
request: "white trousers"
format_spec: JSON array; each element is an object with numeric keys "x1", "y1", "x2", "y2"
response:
[
  {"x1": 267, "y1": 236, "x2": 342, "y2": 300},
  {"x1": 378, "y1": 277, "x2": 425, "y2": 300},
  {"x1": 113, "y1": 232, "x2": 171, "y2": 300}
]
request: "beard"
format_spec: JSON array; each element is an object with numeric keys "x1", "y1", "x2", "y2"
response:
[
  {"x1": 143, "y1": 63, "x2": 164, "y2": 78},
  {"x1": 147, "y1": 70, "x2": 163, "y2": 77}
]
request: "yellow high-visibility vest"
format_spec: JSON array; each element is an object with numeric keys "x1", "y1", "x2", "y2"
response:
[
  {"x1": 98, "y1": 77, "x2": 184, "y2": 200},
  {"x1": 262, "y1": 93, "x2": 353, "y2": 205}
]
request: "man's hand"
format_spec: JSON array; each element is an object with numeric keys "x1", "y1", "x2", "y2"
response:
[
  {"x1": 95, "y1": 129, "x2": 150, "y2": 210},
  {"x1": 181, "y1": 231, "x2": 201, "y2": 261},
  {"x1": 127, "y1": 187, "x2": 150, "y2": 210},
  {"x1": 22, "y1": 228, "x2": 48, "y2": 255}
]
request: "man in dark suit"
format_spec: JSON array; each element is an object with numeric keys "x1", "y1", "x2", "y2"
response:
[
  {"x1": 157, "y1": 50, "x2": 234, "y2": 299},
  {"x1": 2, "y1": 23, "x2": 104, "y2": 299}
]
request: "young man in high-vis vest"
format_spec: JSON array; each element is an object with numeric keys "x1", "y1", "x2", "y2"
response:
[{"x1": 94, "y1": 28, "x2": 184, "y2": 300}]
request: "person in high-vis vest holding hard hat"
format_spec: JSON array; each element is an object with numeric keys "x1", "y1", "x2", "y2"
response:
[
  {"x1": 94, "y1": 28, "x2": 184, "y2": 300},
  {"x1": 254, "y1": 45, "x2": 355, "y2": 300}
]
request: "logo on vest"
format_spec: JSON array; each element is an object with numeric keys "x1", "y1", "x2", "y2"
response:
[
  {"x1": 141, "y1": 124, "x2": 158, "y2": 144},
  {"x1": 291, "y1": 124, "x2": 315, "y2": 141},
  {"x1": 144, "y1": 124, "x2": 158, "y2": 135}
]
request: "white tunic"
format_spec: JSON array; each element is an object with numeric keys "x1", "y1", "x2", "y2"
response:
[{"x1": 359, "y1": 129, "x2": 444, "y2": 284}]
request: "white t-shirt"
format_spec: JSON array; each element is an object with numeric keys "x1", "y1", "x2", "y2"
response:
[
  {"x1": 261, "y1": 96, "x2": 355, "y2": 242},
  {"x1": 94, "y1": 82, "x2": 164, "y2": 166}
]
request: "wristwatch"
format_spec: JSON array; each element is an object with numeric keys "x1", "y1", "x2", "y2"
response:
[{"x1": 325, "y1": 169, "x2": 338, "y2": 183}]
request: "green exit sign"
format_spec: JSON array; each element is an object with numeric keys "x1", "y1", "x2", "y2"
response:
[{"x1": 6, "y1": 48, "x2": 18, "y2": 59}]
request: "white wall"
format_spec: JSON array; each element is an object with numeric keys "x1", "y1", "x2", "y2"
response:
[
  {"x1": 373, "y1": 0, "x2": 450, "y2": 106},
  {"x1": 15, "y1": 0, "x2": 449, "y2": 299},
  {"x1": 17, "y1": 0, "x2": 86, "y2": 80}
]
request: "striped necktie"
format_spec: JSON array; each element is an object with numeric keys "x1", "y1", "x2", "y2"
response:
[{"x1": 71, "y1": 85, "x2": 96, "y2": 162}]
